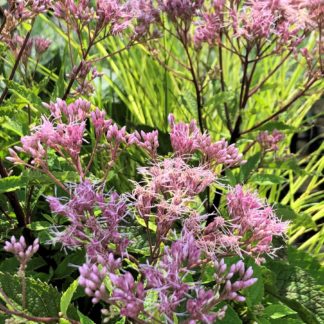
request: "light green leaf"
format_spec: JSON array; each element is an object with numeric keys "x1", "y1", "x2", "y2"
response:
[
  {"x1": 263, "y1": 304, "x2": 297, "y2": 319},
  {"x1": 77, "y1": 310, "x2": 95, "y2": 324},
  {"x1": 250, "y1": 173, "x2": 286, "y2": 185},
  {"x1": 60, "y1": 280, "x2": 78, "y2": 316},
  {"x1": 0, "y1": 176, "x2": 27, "y2": 194}
]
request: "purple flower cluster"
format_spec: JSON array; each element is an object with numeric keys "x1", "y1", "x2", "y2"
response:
[
  {"x1": 142, "y1": 231, "x2": 257, "y2": 323},
  {"x1": 159, "y1": 0, "x2": 204, "y2": 22},
  {"x1": 48, "y1": 180, "x2": 128, "y2": 262},
  {"x1": 4, "y1": 236, "x2": 39, "y2": 266},
  {"x1": 8, "y1": 99, "x2": 160, "y2": 178},
  {"x1": 110, "y1": 272, "x2": 146, "y2": 318},
  {"x1": 5, "y1": 97, "x2": 290, "y2": 322}
]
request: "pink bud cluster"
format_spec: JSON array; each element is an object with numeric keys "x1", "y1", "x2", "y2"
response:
[
  {"x1": 214, "y1": 258, "x2": 257, "y2": 303},
  {"x1": 69, "y1": 61, "x2": 103, "y2": 96},
  {"x1": 4, "y1": 236, "x2": 39, "y2": 266},
  {"x1": 130, "y1": 0, "x2": 160, "y2": 37},
  {"x1": 127, "y1": 130, "x2": 159, "y2": 159},
  {"x1": 79, "y1": 263, "x2": 108, "y2": 304},
  {"x1": 1, "y1": 1, "x2": 50, "y2": 43},
  {"x1": 257, "y1": 129, "x2": 285, "y2": 152},
  {"x1": 109, "y1": 272, "x2": 146, "y2": 318},
  {"x1": 168, "y1": 114, "x2": 244, "y2": 167},
  {"x1": 227, "y1": 185, "x2": 289, "y2": 263}
]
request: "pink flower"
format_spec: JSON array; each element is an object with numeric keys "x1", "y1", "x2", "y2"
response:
[
  {"x1": 128, "y1": 129, "x2": 159, "y2": 159},
  {"x1": 257, "y1": 129, "x2": 284, "y2": 152},
  {"x1": 168, "y1": 114, "x2": 244, "y2": 167},
  {"x1": 227, "y1": 185, "x2": 289, "y2": 262}
]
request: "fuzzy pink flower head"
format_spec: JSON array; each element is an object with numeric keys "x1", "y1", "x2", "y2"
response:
[
  {"x1": 194, "y1": 12, "x2": 222, "y2": 47},
  {"x1": 96, "y1": 0, "x2": 131, "y2": 32},
  {"x1": 227, "y1": 185, "x2": 289, "y2": 261},
  {"x1": 169, "y1": 114, "x2": 244, "y2": 167},
  {"x1": 48, "y1": 181, "x2": 128, "y2": 258},
  {"x1": 4, "y1": 236, "x2": 39, "y2": 265},
  {"x1": 139, "y1": 157, "x2": 215, "y2": 196},
  {"x1": 257, "y1": 129, "x2": 285, "y2": 152}
]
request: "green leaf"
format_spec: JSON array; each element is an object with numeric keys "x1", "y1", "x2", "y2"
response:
[
  {"x1": 60, "y1": 280, "x2": 78, "y2": 316},
  {"x1": 249, "y1": 173, "x2": 286, "y2": 185},
  {"x1": 5, "y1": 80, "x2": 43, "y2": 110},
  {"x1": 258, "y1": 121, "x2": 294, "y2": 131},
  {"x1": 0, "y1": 175, "x2": 28, "y2": 194},
  {"x1": 239, "y1": 152, "x2": 261, "y2": 182},
  {"x1": 263, "y1": 304, "x2": 297, "y2": 319},
  {"x1": 77, "y1": 310, "x2": 95, "y2": 324},
  {"x1": 287, "y1": 247, "x2": 324, "y2": 286},
  {"x1": 27, "y1": 221, "x2": 52, "y2": 231},
  {"x1": 244, "y1": 260, "x2": 264, "y2": 307}
]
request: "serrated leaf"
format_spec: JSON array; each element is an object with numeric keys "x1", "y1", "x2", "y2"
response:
[
  {"x1": 266, "y1": 260, "x2": 324, "y2": 323},
  {"x1": 0, "y1": 271, "x2": 60, "y2": 317},
  {"x1": 249, "y1": 173, "x2": 286, "y2": 185},
  {"x1": 5, "y1": 80, "x2": 43, "y2": 110},
  {"x1": 60, "y1": 280, "x2": 78, "y2": 316}
]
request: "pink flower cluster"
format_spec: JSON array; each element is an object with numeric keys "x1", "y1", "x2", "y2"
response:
[
  {"x1": 8, "y1": 99, "x2": 89, "y2": 176},
  {"x1": 4, "y1": 236, "x2": 39, "y2": 266},
  {"x1": 53, "y1": 0, "x2": 131, "y2": 34},
  {"x1": 8, "y1": 99, "x2": 159, "y2": 178},
  {"x1": 133, "y1": 157, "x2": 215, "y2": 238},
  {"x1": 257, "y1": 129, "x2": 285, "y2": 152},
  {"x1": 168, "y1": 114, "x2": 244, "y2": 167},
  {"x1": 227, "y1": 185, "x2": 288, "y2": 263}
]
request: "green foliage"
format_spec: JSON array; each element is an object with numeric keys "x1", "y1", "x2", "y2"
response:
[{"x1": 0, "y1": 271, "x2": 60, "y2": 317}]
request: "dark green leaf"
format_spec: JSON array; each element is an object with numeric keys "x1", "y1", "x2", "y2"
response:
[{"x1": 249, "y1": 174, "x2": 286, "y2": 185}]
